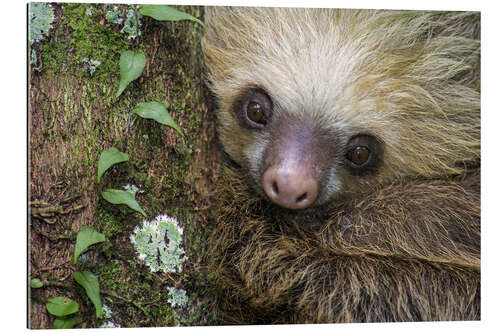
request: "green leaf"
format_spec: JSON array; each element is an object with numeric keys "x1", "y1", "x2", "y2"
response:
[
  {"x1": 133, "y1": 102, "x2": 184, "y2": 137},
  {"x1": 31, "y1": 278, "x2": 44, "y2": 288},
  {"x1": 101, "y1": 189, "x2": 146, "y2": 217},
  {"x1": 73, "y1": 226, "x2": 106, "y2": 265},
  {"x1": 116, "y1": 51, "x2": 146, "y2": 98},
  {"x1": 97, "y1": 147, "x2": 129, "y2": 183},
  {"x1": 53, "y1": 317, "x2": 77, "y2": 329},
  {"x1": 139, "y1": 5, "x2": 205, "y2": 27},
  {"x1": 46, "y1": 297, "x2": 79, "y2": 317},
  {"x1": 73, "y1": 271, "x2": 102, "y2": 318}
]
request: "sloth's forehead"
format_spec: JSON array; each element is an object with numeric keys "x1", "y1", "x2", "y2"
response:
[
  {"x1": 227, "y1": 47, "x2": 374, "y2": 128},
  {"x1": 226, "y1": 33, "x2": 374, "y2": 112}
]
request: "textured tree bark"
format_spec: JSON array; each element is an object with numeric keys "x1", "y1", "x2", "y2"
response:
[{"x1": 29, "y1": 4, "x2": 217, "y2": 328}]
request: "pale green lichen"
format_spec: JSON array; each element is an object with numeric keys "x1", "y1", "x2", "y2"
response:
[
  {"x1": 102, "y1": 304, "x2": 113, "y2": 319},
  {"x1": 105, "y1": 6, "x2": 123, "y2": 25},
  {"x1": 31, "y1": 49, "x2": 39, "y2": 70},
  {"x1": 124, "y1": 183, "x2": 143, "y2": 195},
  {"x1": 167, "y1": 287, "x2": 189, "y2": 309},
  {"x1": 121, "y1": 7, "x2": 142, "y2": 40},
  {"x1": 82, "y1": 58, "x2": 102, "y2": 76},
  {"x1": 85, "y1": 6, "x2": 95, "y2": 16},
  {"x1": 130, "y1": 215, "x2": 187, "y2": 273},
  {"x1": 106, "y1": 5, "x2": 142, "y2": 40},
  {"x1": 29, "y1": 2, "x2": 55, "y2": 44},
  {"x1": 98, "y1": 304, "x2": 120, "y2": 328},
  {"x1": 100, "y1": 321, "x2": 121, "y2": 328}
]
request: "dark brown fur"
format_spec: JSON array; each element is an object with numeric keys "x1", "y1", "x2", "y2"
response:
[{"x1": 209, "y1": 167, "x2": 479, "y2": 324}]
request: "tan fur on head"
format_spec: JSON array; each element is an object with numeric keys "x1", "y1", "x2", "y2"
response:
[
  {"x1": 203, "y1": 8, "x2": 480, "y2": 198},
  {"x1": 202, "y1": 7, "x2": 480, "y2": 324}
]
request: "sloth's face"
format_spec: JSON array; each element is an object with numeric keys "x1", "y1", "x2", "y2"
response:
[
  {"x1": 220, "y1": 86, "x2": 385, "y2": 210},
  {"x1": 205, "y1": 8, "x2": 479, "y2": 210},
  {"x1": 205, "y1": 11, "x2": 402, "y2": 210}
]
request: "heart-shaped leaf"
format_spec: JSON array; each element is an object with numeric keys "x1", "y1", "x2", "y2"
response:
[
  {"x1": 133, "y1": 102, "x2": 184, "y2": 137},
  {"x1": 139, "y1": 5, "x2": 205, "y2": 27},
  {"x1": 73, "y1": 226, "x2": 106, "y2": 265},
  {"x1": 101, "y1": 189, "x2": 146, "y2": 217},
  {"x1": 53, "y1": 317, "x2": 77, "y2": 329},
  {"x1": 116, "y1": 50, "x2": 146, "y2": 98},
  {"x1": 97, "y1": 147, "x2": 129, "y2": 183},
  {"x1": 73, "y1": 271, "x2": 102, "y2": 318},
  {"x1": 46, "y1": 297, "x2": 79, "y2": 317},
  {"x1": 31, "y1": 278, "x2": 44, "y2": 288}
]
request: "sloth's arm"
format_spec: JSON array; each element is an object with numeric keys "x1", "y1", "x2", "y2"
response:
[{"x1": 321, "y1": 172, "x2": 480, "y2": 269}]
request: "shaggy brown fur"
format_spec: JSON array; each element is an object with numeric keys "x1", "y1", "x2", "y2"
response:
[
  {"x1": 202, "y1": 7, "x2": 480, "y2": 324},
  {"x1": 210, "y1": 168, "x2": 479, "y2": 324}
]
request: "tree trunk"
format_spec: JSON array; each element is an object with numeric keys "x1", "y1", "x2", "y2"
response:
[{"x1": 29, "y1": 3, "x2": 218, "y2": 328}]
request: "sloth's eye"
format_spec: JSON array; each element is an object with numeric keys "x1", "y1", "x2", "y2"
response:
[
  {"x1": 247, "y1": 102, "x2": 265, "y2": 124},
  {"x1": 348, "y1": 146, "x2": 370, "y2": 165},
  {"x1": 344, "y1": 135, "x2": 382, "y2": 175},
  {"x1": 233, "y1": 88, "x2": 272, "y2": 129}
]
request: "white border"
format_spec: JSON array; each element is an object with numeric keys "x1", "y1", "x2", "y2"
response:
[{"x1": 3, "y1": 0, "x2": 497, "y2": 332}]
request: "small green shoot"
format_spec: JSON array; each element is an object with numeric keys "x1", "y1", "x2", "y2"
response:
[
  {"x1": 73, "y1": 226, "x2": 106, "y2": 265},
  {"x1": 73, "y1": 271, "x2": 103, "y2": 318},
  {"x1": 116, "y1": 51, "x2": 146, "y2": 98},
  {"x1": 133, "y1": 102, "x2": 184, "y2": 137},
  {"x1": 53, "y1": 317, "x2": 77, "y2": 329},
  {"x1": 139, "y1": 5, "x2": 205, "y2": 27},
  {"x1": 46, "y1": 297, "x2": 79, "y2": 317},
  {"x1": 30, "y1": 278, "x2": 44, "y2": 288},
  {"x1": 101, "y1": 189, "x2": 146, "y2": 217},
  {"x1": 97, "y1": 147, "x2": 129, "y2": 183}
]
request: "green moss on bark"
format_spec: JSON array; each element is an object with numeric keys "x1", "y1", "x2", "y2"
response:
[{"x1": 39, "y1": 3, "x2": 135, "y2": 77}]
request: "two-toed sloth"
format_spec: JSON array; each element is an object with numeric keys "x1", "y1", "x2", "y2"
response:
[{"x1": 202, "y1": 7, "x2": 480, "y2": 324}]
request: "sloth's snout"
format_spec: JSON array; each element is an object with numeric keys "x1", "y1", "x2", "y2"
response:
[{"x1": 262, "y1": 162, "x2": 318, "y2": 210}]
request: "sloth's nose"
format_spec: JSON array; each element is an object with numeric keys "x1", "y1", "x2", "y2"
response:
[{"x1": 262, "y1": 163, "x2": 318, "y2": 210}]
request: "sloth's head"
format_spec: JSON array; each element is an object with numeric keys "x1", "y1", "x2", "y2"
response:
[{"x1": 202, "y1": 7, "x2": 480, "y2": 210}]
